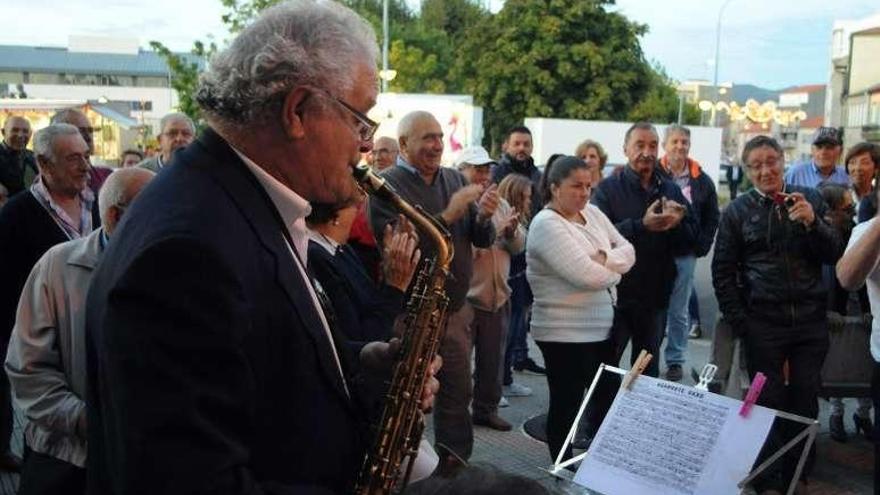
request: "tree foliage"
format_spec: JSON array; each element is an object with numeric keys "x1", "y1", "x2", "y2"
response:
[
  {"x1": 628, "y1": 63, "x2": 700, "y2": 126},
  {"x1": 148, "y1": 40, "x2": 215, "y2": 124},
  {"x1": 455, "y1": 0, "x2": 655, "y2": 149},
  {"x1": 151, "y1": 0, "x2": 690, "y2": 145}
]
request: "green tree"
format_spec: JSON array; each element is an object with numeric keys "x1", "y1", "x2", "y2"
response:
[
  {"x1": 152, "y1": 0, "x2": 423, "y2": 118},
  {"x1": 148, "y1": 40, "x2": 215, "y2": 123},
  {"x1": 454, "y1": 0, "x2": 655, "y2": 151},
  {"x1": 386, "y1": 0, "x2": 489, "y2": 93},
  {"x1": 219, "y1": 0, "x2": 282, "y2": 33},
  {"x1": 627, "y1": 64, "x2": 700, "y2": 125},
  {"x1": 152, "y1": 0, "x2": 692, "y2": 146}
]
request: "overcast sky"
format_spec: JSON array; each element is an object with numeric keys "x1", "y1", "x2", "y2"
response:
[{"x1": 1, "y1": 0, "x2": 877, "y2": 90}]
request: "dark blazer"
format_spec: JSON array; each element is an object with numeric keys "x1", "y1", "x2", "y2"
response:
[
  {"x1": 85, "y1": 128, "x2": 367, "y2": 494},
  {"x1": 307, "y1": 240, "x2": 405, "y2": 344},
  {"x1": 0, "y1": 191, "x2": 100, "y2": 351}
]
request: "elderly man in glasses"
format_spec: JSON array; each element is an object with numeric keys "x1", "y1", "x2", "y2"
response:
[
  {"x1": 83, "y1": 2, "x2": 440, "y2": 493},
  {"x1": 49, "y1": 109, "x2": 113, "y2": 197},
  {"x1": 137, "y1": 112, "x2": 195, "y2": 173}
]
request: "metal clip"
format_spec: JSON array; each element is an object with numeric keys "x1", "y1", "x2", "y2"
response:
[{"x1": 695, "y1": 363, "x2": 718, "y2": 391}]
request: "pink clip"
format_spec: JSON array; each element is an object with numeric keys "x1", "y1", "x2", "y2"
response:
[{"x1": 739, "y1": 372, "x2": 766, "y2": 417}]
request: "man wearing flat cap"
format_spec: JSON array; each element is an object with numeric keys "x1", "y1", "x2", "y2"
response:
[{"x1": 785, "y1": 126, "x2": 849, "y2": 187}]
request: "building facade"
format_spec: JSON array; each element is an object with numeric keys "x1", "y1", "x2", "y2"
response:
[
  {"x1": 826, "y1": 14, "x2": 880, "y2": 150},
  {"x1": 0, "y1": 36, "x2": 203, "y2": 153}
]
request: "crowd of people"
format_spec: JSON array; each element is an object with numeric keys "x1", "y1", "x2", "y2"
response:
[{"x1": 0, "y1": 1, "x2": 879, "y2": 495}]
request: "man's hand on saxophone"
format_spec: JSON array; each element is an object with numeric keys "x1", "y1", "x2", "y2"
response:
[{"x1": 359, "y1": 342, "x2": 443, "y2": 412}]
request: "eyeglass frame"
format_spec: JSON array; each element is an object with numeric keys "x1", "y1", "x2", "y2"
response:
[
  {"x1": 745, "y1": 157, "x2": 782, "y2": 172},
  {"x1": 310, "y1": 88, "x2": 379, "y2": 144}
]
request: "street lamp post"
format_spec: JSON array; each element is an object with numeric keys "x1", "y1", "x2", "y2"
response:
[
  {"x1": 712, "y1": 0, "x2": 733, "y2": 127},
  {"x1": 677, "y1": 92, "x2": 685, "y2": 124},
  {"x1": 381, "y1": 0, "x2": 390, "y2": 93}
]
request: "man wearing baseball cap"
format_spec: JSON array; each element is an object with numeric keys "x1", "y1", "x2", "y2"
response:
[
  {"x1": 785, "y1": 126, "x2": 849, "y2": 188},
  {"x1": 457, "y1": 146, "x2": 524, "y2": 431}
]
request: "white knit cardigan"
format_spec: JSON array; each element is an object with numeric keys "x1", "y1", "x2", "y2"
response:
[{"x1": 526, "y1": 204, "x2": 635, "y2": 343}]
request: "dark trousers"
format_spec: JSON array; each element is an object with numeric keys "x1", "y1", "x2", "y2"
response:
[
  {"x1": 536, "y1": 339, "x2": 618, "y2": 463},
  {"x1": 19, "y1": 446, "x2": 85, "y2": 495},
  {"x1": 0, "y1": 374, "x2": 12, "y2": 454},
  {"x1": 434, "y1": 304, "x2": 475, "y2": 460},
  {"x1": 729, "y1": 179, "x2": 741, "y2": 200},
  {"x1": 745, "y1": 317, "x2": 829, "y2": 491},
  {"x1": 610, "y1": 306, "x2": 663, "y2": 378},
  {"x1": 503, "y1": 303, "x2": 531, "y2": 385},
  {"x1": 471, "y1": 304, "x2": 509, "y2": 417},
  {"x1": 872, "y1": 362, "x2": 880, "y2": 495},
  {"x1": 688, "y1": 288, "x2": 700, "y2": 324}
]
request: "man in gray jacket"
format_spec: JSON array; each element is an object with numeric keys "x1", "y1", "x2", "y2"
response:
[{"x1": 5, "y1": 167, "x2": 154, "y2": 494}]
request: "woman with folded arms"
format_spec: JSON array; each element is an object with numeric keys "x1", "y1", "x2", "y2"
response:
[{"x1": 526, "y1": 155, "x2": 635, "y2": 462}]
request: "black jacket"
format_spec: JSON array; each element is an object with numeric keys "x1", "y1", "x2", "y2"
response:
[
  {"x1": 0, "y1": 191, "x2": 100, "y2": 350},
  {"x1": 86, "y1": 128, "x2": 368, "y2": 494},
  {"x1": 711, "y1": 186, "x2": 844, "y2": 328},
  {"x1": 307, "y1": 240, "x2": 405, "y2": 344},
  {"x1": 0, "y1": 143, "x2": 37, "y2": 197},
  {"x1": 591, "y1": 166, "x2": 699, "y2": 310},
  {"x1": 491, "y1": 154, "x2": 544, "y2": 219}
]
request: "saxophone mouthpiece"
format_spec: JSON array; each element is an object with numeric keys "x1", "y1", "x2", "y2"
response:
[{"x1": 352, "y1": 164, "x2": 395, "y2": 202}]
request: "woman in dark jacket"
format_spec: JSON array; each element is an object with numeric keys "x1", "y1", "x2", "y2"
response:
[{"x1": 306, "y1": 193, "x2": 420, "y2": 344}]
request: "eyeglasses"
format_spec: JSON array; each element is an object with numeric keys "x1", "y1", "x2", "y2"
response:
[
  {"x1": 162, "y1": 129, "x2": 194, "y2": 139},
  {"x1": 746, "y1": 159, "x2": 780, "y2": 172},
  {"x1": 314, "y1": 89, "x2": 378, "y2": 143}
]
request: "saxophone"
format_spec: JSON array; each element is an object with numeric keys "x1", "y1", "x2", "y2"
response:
[{"x1": 351, "y1": 165, "x2": 454, "y2": 495}]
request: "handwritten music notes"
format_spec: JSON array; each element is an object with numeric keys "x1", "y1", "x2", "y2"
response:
[{"x1": 574, "y1": 375, "x2": 774, "y2": 495}]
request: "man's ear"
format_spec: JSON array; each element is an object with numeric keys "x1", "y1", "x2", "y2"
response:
[
  {"x1": 281, "y1": 87, "x2": 312, "y2": 140},
  {"x1": 35, "y1": 155, "x2": 51, "y2": 174},
  {"x1": 105, "y1": 205, "x2": 122, "y2": 233}
]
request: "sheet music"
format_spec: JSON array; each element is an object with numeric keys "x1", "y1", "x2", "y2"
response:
[{"x1": 574, "y1": 375, "x2": 774, "y2": 495}]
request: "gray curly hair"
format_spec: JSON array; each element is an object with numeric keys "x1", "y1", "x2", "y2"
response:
[
  {"x1": 34, "y1": 124, "x2": 81, "y2": 162},
  {"x1": 196, "y1": 0, "x2": 378, "y2": 127}
]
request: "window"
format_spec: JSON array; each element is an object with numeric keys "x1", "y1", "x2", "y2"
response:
[
  {"x1": 0, "y1": 72, "x2": 24, "y2": 84},
  {"x1": 28, "y1": 72, "x2": 60, "y2": 84},
  {"x1": 136, "y1": 76, "x2": 169, "y2": 87},
  {"x1": 848, "y1": 102, "x2": 868, "y2": 127},
  {"x1": 129, "y1": 101, "x2": 153, "y2": 111}
]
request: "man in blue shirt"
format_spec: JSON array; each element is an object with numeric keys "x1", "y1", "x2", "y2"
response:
[{"x1": 785, "y1": 127, "x2": 849, "y2": 188}]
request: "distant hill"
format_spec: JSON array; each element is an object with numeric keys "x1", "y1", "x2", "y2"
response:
[{"x1": 730, "y1": 84, "x2": 780, "y2": 103}]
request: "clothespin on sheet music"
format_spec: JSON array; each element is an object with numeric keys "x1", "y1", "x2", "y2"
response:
[
  {"x1": 695, "y1": 364, "x2": 718, "y2": 391},
  {"x1": 622, "y1": 350, "x2": 652, "y2": 390},
  {"x1": 739, "y1": 372, "x2": 767, "y2": 418}
]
